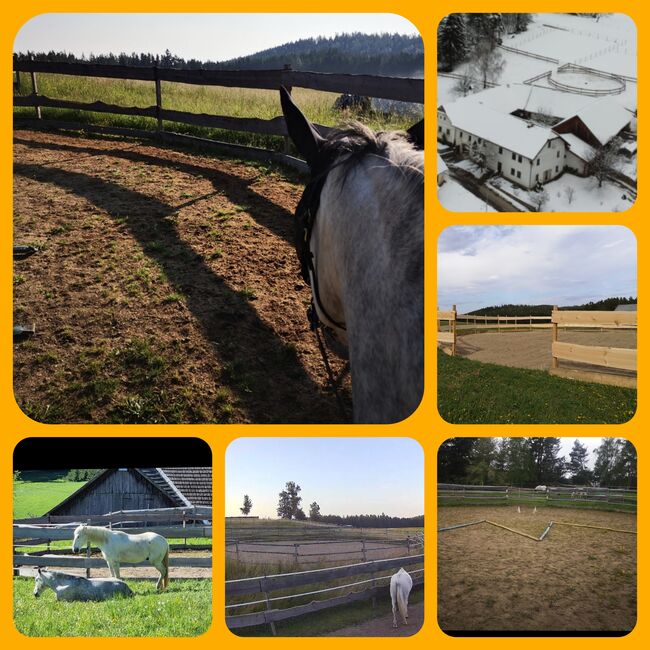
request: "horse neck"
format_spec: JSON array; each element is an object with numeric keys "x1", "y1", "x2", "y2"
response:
[{"x1": 84, "y1": 526, "x2": 109, "y2": 545}]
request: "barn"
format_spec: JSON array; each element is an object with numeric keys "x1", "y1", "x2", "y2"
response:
[{"x1": 45, "y1": 467, "x2": 212, "y2": 517}]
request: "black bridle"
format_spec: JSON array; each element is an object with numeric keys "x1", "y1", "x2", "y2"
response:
[{"x1": 295, "y1": 168, "x2": 347, "y2": 333}]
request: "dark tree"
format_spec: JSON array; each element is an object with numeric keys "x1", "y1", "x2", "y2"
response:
[
  {"x1": 277, "y1": 481, "x2": 302, "y2": 519},
  {"x1": 528, "y1": 438, "x2": 565, "y2": 484},
  {"x1": 309, "y1": 501, "x2": 321, "y2": 521},
  {"x1": 240, "y1": 494, "x2": 253, "y2": 516},
  {"x1": 438, "y1": 14, "x2": 467, "y2": 71},
  {"x1": 294, "y1": 508, "x2": 307, "y2": 521},
  {"x1": 567, "y1": 440, "x2": 593, "y2": 485},
  {"x1": 438, "y1": 438, "x2": 476, "y2": 483}
]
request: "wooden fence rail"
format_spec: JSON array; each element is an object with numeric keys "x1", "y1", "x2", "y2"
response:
[
  {"x1": 14, "y1": 554, "x2": 211, "y2": 569},
  {"x1": 14, "y1": 524, "x2": 212, "y2": 541},
  {"x1": 13, "y1": 59, "x2": 423, "y2": 169},
  {"x1": 437, "y1": 305, "x2": 457, "y2": 355}
]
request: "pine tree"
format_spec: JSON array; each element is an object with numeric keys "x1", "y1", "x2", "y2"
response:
[
  {"x1": 438, "y1": 14, "x2": 467, "y2": 71},
  {"x1": 240, "y1": 494, "x2": 253, "y2": 516},
  {"x1": 568, "y1": 440, "x2": 593, "y2": 485}
]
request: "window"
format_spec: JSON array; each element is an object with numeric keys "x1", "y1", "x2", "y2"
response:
[
  {"x1": 460, "y1": 131, "x2": 463, "y2": 137},
  {"x1": 438, "y1": 125, "x2": 442, "y2": 132},
  {"x1": 537, "y1": 159, "x2": 540, "y2": 166},
  {"x1": 446, "y1": 128, "x2": 450, "y2": 135},
  {"x1": 510, "y1": 168, "x2": 515, "y2": 175},
  {"x1": 478, "y1": 138, "x2": 482, "y2": 144},
  {"x1": 468, "y1": 135, "x2": 472, "y2": 143},
  {"x1": 557, "y1": 151, "x2": 561, "y2": 158},
  {"x1": 555, "y1": 166, "x2": 559, "y2": 172},
  {"x1": 517, "y1": 171, "x2": 521, "y2": 179},
  {"x1": 518, "y1": 155, "x2": 522, "y2": 163},
  {"x1": 547, "y1": 142, "x2": 551, "y2": 148},
  {"x1": 512, "y1": 152, "x2": 516, "y2": 160},
  {"x1": 535, "y1": 174, "x2": 539, "y2": 181},
  {"x1": 499, "y1": 146, "x2": 503, "y2": 154}
]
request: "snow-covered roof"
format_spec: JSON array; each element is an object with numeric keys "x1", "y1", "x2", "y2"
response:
[
  {"x1": 441, "y1": 103, "x2": 557, "y2": 160},
  {"x1": 556, "y1": 97, "x2": 632, "y2": 146},
  {"x1": 442, "y1": 84, "x2": 599, "y2": 121},
  {"x1": 559, "y1": 133, "x2": 595, "y2": 162},
  {"x1": 437, "y1": 154, "x2": 448, "y2": 175}
]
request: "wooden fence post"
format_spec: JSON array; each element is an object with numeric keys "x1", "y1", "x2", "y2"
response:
[
  {"x1": 235, "y1": 541, "x2": 240, "y2": 563},
  {"x1": 154, "y1": 64, "x2": 163, "y2": 136},
  {"x1": 29, "y1": 56, "x2": 41, "y2": 120},
  {"x1": 264, "y1": 591, "x2": 277, "y2": 636},
  {"x1": 497, "y1": 315, "x2": 501, "y2": 334},
  {"x1": 361, "y1": 540, "x2": 367, "y2": 562},
  {"x1": 86, "y1": 544, "x2": 91, "y2": 578},
  {"x1": 293, "y1": 543, "x2": 299, "y2": 563},
  {"x1": 452, "y1": 304, "x2": 457, "y2": 356},
  {"x1": 530, "y1": 315, "x2": 533, "y2": 331},
  {"x1": 13, "y1": 54, "x2": 21, "y2": 91},
  {"x1": 551, "y1": 306, "x2": 558, "y2": 369},
  {"x1": 282, "y1": 64, "x2": 293, "y2": 154}
]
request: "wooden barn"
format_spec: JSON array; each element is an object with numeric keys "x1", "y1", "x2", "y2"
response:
[{"x1": 45, "y1": 467, "x2": 212, "y2": 517}]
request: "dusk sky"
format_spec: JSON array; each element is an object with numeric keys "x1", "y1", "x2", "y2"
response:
[
  {"x1": 225, "y1": 438, "x2": 424, "y2": 519},
  {"x1": 14, "y1": 13, "x2": 420, "y2": 61},
  {"x1": 438, "y1": 226, "x2": 637, "y2": 313}
]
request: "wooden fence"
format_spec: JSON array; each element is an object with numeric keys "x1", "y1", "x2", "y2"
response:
[
  {"x1": 551, "y1": 308, "x2": 637, "y2": 388},
  {"x1": 13, "y1": 59, "x2": 423, "y2": 170},
  {"x1": 225, "y1": 553, "x2": 424, "y2": 633},
  {"x1": 437, "y1": 305, "x2": 457, "y2": 355}
]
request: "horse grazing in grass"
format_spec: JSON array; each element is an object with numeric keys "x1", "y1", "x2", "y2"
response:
[
  {"x1": 72, "y1": 524, "x2": 169, "y2": 590},
  {"x1": 33, "y1": 567, "x2": 133, "y2": 602},
  {"x1": 390, "y1": 567, "x2": 413, "y2": 628},
  {"x1": 280, "y1": 87, "x2": 424, "y2": 424}
]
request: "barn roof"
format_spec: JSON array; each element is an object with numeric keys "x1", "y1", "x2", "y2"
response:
[
  {"x1": 46, "y1": 467, "x2": 212, "y2": 515},
  {"x1": 555, "y1": 97, "x2": 632, "y2": 146},
  {"x1": 437, "y1": 154, "x2": 448, "y2": 175},
  {"x1": 615, "y1": 304, "x2": 637, "y2": 312},
  {"x1": 559, "y1": 133, "x2": 596, "y2": 162}
]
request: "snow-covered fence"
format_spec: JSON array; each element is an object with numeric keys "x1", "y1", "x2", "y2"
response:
[
  {"x1": 498, "y1": 43, "x2": 559, "y2": 64},
  {"x1": 550, "y1": 308, "x2": 637, "y2": 388}
]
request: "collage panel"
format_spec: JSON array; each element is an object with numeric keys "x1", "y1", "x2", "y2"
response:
[
  {"x1": 12, "y1": 437, "x2": 212, "y2": 637},
  {"x1": 437, "y1": 225, "x2": 637, "y2": 424},
  {"x1": 437, "y1": 437, "x2": 637, "y2": 636},
  {"x1": 225, "y1": 437, "x2": 424, "y2": 637},
  {"x1": 12, "y1": 13, "x2": 424, "y2": 426},
  {"x1": 437, "y1": 12, "x2": 636, "y2": 213}
]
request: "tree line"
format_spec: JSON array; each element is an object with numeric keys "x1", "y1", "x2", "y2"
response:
[
  {"x1": 238, "y1": 480, "x2": 423, "y2": 527},
  {"x1": 14, "y1": 32, "x2": 423, "y2": 76},
  {"x1": 467, "y1": 297, "x2": 637, "y2": 317},
  {"x1": 439, "y1": 438, "x2": 637, "y2": 488}
]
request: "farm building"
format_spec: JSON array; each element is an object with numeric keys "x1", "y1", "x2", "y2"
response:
[
  {"x1": 437, "y1": 154, "x2": 449, "y2": 185},
  {"x1": 45, "y1": 467, "x2": 212, "y2": 517},
  {"x1": 615, "y1": 304, "x2": 637, "y2": 312},
  {"x1": 438, "y1": 104, "x2": 567, "y2": 189},
  {"x1": 553, "y1": 97, "x2": 633, "y2": 148}
]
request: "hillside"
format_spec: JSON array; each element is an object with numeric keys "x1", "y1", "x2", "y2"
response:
[{"x1": 468, "y1": 297, "x2": 637, "y2": 316}]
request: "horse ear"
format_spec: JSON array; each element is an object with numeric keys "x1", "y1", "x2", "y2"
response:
[
  {"x1": 280, "y1": 86, "x2": 325, "y2": 168},
  {"x1": 406, "y1": 119, "x2": 424, "y2": 150}
]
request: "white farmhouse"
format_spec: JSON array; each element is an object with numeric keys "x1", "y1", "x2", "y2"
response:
[
  {"x1": 438, "y1": 103, "x2": 567, "y2": 189},
  {"x1": 437, "y1": 154, "x2": 449, "y2": 185}
]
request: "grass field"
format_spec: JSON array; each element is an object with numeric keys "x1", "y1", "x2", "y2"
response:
[
  {"x1": 438, "y1": 351, "x2": 636, "y2": 424},
  {"x1": 14, "y1": 577, "x2": 211, "y2": 636},
  {"x1": 14, "y1": 472, "x2": 86, "y2": 519},
  {"x1": 14, "y1": 74, "x2": 417, "y2": 151},
  {"x1": 438, "y1": 498, "x2": 636, "y2": 514}
]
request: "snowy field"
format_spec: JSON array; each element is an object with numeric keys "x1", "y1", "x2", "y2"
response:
[{"x1": 438, "y1": 178, "x2": 496, "y2": 212}]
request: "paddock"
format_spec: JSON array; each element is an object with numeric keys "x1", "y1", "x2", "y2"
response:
[
  {"x1": 437, "y1": 505, "x2": 636, "y2": 632},
  {"x1": 455, "y1": 329, "x2": 636, "y2": 374},
  {"x1": 13, "y1": 128, "x2": 351, "y2": 423}
]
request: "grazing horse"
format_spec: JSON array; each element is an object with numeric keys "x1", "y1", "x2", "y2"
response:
[
  {"x1": 72, "y1": 524, "x2": 169, "y2": 590},
  {"x1": 33, "y1": 567, "x2": 133, "y2": 602},
  {"x1": 390, "y1": 567, "x2": 413, "y2": 628},
  {"x1": 280, "y1": 87, "x2": 424, "y2": 424}
]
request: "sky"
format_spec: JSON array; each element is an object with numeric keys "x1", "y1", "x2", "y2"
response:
[
  {"x1": 225, "y1": 438, "x2": 424, "y2": 518},
  {"x1": 14, "y1": 13, "x2": 419, "y2": 62},
  {"x1": 438, "y1": 226, "x2": 637, "y2": 313},
  {"x1": 558, "y1": 437, "x2": 604, "y2": 469}
]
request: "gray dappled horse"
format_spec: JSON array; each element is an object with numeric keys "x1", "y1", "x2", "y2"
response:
[
  {"x1": 33, "y1": 567, "x2": 133, "y2": 602},
  {"x1": 280, "y1": 87, "x2": 424, "y2": 424}
]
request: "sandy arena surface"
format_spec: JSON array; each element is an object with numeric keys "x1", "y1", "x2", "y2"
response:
[
  {"x1": 438, "y1": 506, "x2": 636, "y2": 632},
  {"x1": 456, "y1": 329, "x2": 636, "y2": 371}
]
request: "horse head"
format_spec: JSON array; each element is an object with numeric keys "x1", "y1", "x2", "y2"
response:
[
  {"x1": 71, "y1": 524, "x2": 87, "y2": 553},
  {"x1": 33, "y1": 567, "x2": 46, "y2": 597}
]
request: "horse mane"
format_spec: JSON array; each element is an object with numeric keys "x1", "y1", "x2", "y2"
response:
[
  {"x1": 83, "y1": 525, "x2": 111, "y2": 543},
  {"x1": 320, "y1": 122, "x2": 424, "y2": 189},
  {"x1": 43, "y1": 570, "x2": 89, "y2": 583}
]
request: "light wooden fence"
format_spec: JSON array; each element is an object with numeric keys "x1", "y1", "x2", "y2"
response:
[
  {"x1": 225, "y1": 553, "x2": 424, "y2": 634},
  {"x1": 550, "y1": 308, "x2": 637, "y2": 388},
  {"x1": 437, "y1": 305, "x2": 457, "y2": 355},
  {"x1": 456, "y1": 313, "x2": 551, "y2": 333},
  {"x1": 13, "y1": 59, "x2": 424, "y2": 171}
]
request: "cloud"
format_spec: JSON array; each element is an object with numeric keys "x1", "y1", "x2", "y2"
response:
[{"x1": 438, "y1": 226, "x2": 636, "y2": 312}]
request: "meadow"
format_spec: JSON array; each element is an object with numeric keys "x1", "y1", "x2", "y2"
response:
[
  {"x1": 438, "y1": 352, "x2": 637, "y2": 424},
  {"x1": 14, "y1": 73, "x2": 416, "y2": 151},
  {"x1": 14, "y1": 577, "x2": 211, "y2": 636}
]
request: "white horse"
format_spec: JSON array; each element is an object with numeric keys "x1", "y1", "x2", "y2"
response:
[
  {"x1": 281, "y1": 87, "x2": 424, "y2": 424},
  {"x1": 390, "y1": 567, "x2": 413, "y2": 628},
  {"x1": 72, "y1": 524, "x2": 169, "y2": 590},
  {"x1": 33, "y1": 567, "x2": 133, "y2": 602},
  {"x1": 535, "y1": 485, "x2": 547, "y2": 492}
]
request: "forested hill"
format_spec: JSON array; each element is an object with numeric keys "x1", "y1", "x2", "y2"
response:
[
  {"x1": 220, "y1": 33, "x2": 423, "y2": 75},
  {"x1": 468, "y1": 297, "x2": 637, "y2": 316},
  {"x1": 15, "y1": 32, "x2": 424, "y2": 76}
]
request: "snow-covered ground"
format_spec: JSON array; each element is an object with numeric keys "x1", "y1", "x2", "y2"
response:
[
  {"x1": 452, "y1": 159, "x2": 484, "y2": 178},
  {"x1": 490, "y1": 173, "x2": 634, "y2": 212},
  {"x1": 438, "y1": 178, "x2": 496, "y2": 212}
]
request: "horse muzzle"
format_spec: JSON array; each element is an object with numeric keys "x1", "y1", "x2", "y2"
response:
[{"x1": 33, "y1": 591, "x2": 39, "y2": 598}]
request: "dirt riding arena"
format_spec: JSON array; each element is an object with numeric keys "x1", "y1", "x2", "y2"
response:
[
  {"x1": 438, "y1": 506, "x2": 636, "y2": 632},
  {"x1": 456, "y1": 329, "x2": 636, "y2": 372},
  {"x1": 226, "y1": 539, "x2": 412, "y2": 566},
  {"x1": 13, "y1": 129, "x2": 350, "y2": 423}
]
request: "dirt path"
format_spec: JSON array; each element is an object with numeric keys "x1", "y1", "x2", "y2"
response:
[
  {"x1": 325, "y1": 602, "x2": 424, "y2": 637},
  {"x1": 13, "y1": 129, "x2": 351, "y2": 423}
]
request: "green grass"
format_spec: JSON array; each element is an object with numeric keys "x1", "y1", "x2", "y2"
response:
[
  {"x1": 14, "y1": 577, "x2": 211, "y2": 637},
  {"x1": 14, "y1": 75, "x2": 415, "y2": 151},
  {"x1": 14, "y1": 475, "x2": 86, "y2": 519},
  {"x1": 437, "y1": 498, "x2": 636, "y2": 514},
  {"x1": 438, "y1": 352, "x2": 636, "y2": 424}
]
